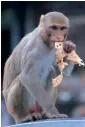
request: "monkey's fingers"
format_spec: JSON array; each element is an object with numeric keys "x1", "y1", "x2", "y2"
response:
[
  {"x1": 41, "y1": 112, "x2": 48, "y2": 119},
  {"x1": 50, "y1": 113, "x2": 68, "y2": 118},
  {"x1": 36, "y1": 112, "x2": 44, "y2": 120},
  {"x1": 57, "y1": 113, "x2": 68, "y2": 118},
  {"x1": 31, "y1": 113, "x2": 40, "y2": 121},
  {"x1": 64, "y1": 41, "x2": 76, "y2": 53},
  {"x1": 31, "y1": 112, "x2": 46, "y2": 121},
  {"x1": 22, "y1": 115, "x2": 33, "y2": 123}
]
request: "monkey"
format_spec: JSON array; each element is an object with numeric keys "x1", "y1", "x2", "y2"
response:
[
  {"x1": 2, "y1": 12, "x2": 76, "y2": 123},
  {"x1": 52, "y1": 41, "x2": 85, "y2": 88}
]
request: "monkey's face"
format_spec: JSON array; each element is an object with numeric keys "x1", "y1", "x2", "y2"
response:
[{"x1": 46, "y1": 24, "x2": 68, "y2": 45}]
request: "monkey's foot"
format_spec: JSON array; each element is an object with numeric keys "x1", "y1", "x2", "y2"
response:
[
  {"x1": 42, "y1": 112, "x2": 68, "y2": 119},
  {"x1": 22, "y1": 112, "x2": 68, "y2": 123},
  {"x1": 24, "y1": 112, "x2": 48, "y2": 122},
  {"x1": 56, "y1": 113, "x2": 68, "y2": 118}
]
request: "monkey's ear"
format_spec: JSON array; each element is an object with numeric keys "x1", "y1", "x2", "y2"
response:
[{"x1": 39, "y1": 15, "x2": 44, "y2": 25}]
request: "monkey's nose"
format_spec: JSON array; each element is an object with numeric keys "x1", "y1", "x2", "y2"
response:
[
  {"x1": 57, "y1": 37, "x2": 62, "y2": 41},
  {"x1": 57, "y1": 37, "x2": 60, "y2": 40}
]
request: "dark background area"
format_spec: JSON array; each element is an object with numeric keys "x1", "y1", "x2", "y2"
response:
[{"x1": 1, "y1": 1, "x2": 85, "y2": 127}]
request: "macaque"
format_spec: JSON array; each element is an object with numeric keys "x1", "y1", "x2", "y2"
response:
[
  {"x1": 52, "y1": 41, "x2": 85, "y2": 87},
  {"x1": 3, "y1": 12, "x2": 76, "y2": 123}
]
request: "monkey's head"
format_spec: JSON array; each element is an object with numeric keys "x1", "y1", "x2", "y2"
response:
[{"x1": 39, "y1": 12, "x2": 69, "y2": 47}]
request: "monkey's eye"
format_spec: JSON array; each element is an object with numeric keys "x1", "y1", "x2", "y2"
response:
[
  {"x1": 51, "y1": 25, "x2": 58, "y2": 30},
  {"x1": 60, "y1": 26, "x2": 67, "y2": 30}
]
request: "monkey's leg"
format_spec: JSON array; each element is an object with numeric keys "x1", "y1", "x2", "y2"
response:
[{"x1": 5, "y1": 77, "x2": 44, "y2": 123}]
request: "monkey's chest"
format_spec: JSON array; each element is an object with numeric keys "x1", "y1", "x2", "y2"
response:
[{"x1": 36, "y1": 58, "x2": 55, "y2": 82}]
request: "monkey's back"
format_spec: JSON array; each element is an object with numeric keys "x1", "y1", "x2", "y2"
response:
[{"x1": 2, "y1": 28, "x2": 39, "y2": 96}]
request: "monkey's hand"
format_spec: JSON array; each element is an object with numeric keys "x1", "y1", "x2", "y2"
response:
[{"x1": 64, "y1": 41, "x2": 76, "y2": 53}]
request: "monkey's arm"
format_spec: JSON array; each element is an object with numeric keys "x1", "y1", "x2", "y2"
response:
[
  {"x1": 62, "y1": 41, "x2": 76, "y2": 76},
  {"x1": 62, "y1": 60, "x2": 74, "y2": 76}
]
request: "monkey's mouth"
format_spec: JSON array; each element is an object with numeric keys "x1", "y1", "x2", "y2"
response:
[
  {"x1": 51, "y1": 38, "x2": 65, "y2": 44},
  {"x1": 52, "y1": 41, "x2": 64, "y2": 43}
]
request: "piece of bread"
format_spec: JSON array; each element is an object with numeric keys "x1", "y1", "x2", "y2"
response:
[{"x1": 52, "y1": 42, "x2": 85, "y2": 88}]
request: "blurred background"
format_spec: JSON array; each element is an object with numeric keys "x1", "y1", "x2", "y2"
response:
[{"x1": 1, "y1": 1, "x2": 85, "y2": 127}]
